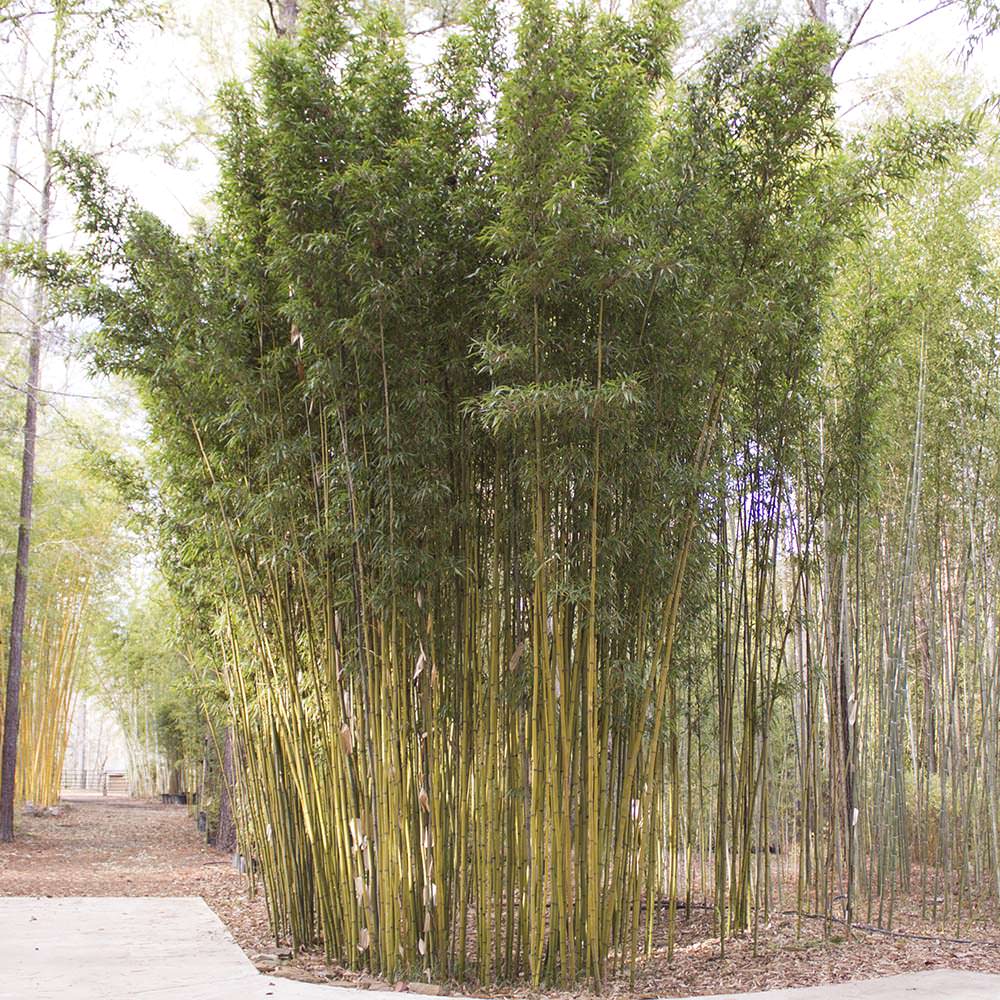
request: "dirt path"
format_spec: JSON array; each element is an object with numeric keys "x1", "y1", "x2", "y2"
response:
[
  {"x1": 2, "y1": 797, "x2": 1000, "y2": 998},
  {"x1": 0, "y1": 796, "x2": 274, "y2": 962}
]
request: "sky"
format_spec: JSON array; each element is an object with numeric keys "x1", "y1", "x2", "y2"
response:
[
  {"x1": 107, "y1": 0, "x2": 1000, "y2": 232},
  {"x1": 831, "y1": 0, "x2": 1000, "y2": 112}
]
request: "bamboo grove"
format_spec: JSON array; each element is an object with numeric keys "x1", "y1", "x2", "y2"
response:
[
  {"x1": 56, "y1": 0, "x2": 1000, "y2": 988},
  {"x1": 3, "y1": 569, "x2": 91, "y2": 806},
  {"x1": 0, "y1": 415, "x2": 119, "y2": 808}
]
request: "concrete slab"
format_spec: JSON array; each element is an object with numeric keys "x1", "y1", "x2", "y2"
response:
[
  {"x1": 0, "y1": 896, "x2": 329, "y2": 1000},
  {"x1": 684, "y1": 970, "x2": 1000, "y2": 999},
  {"x1": 0, "y1": 897, "x2": 997, "y2": 1000}
]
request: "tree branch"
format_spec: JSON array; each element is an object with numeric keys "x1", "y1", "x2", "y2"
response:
[
  {"x1": 831, "y1": 0, "x2": 877, "y2": 74},
  {"x1": 846, "y1": 0, "x2": 959, "y2": 54},
  {"x1": 265, "y1": 0, "x2": 281, "y2": 36}
]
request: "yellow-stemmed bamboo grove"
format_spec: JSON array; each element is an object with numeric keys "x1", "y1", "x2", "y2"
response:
[
  {"x1": 0, "y1": 431, "x2": 116, "y2": 809},
  {"x1": 68, "y1": 0, "x2": 994, "y2": 988},
  {"x1": 15, "y1": 575, "x2": 91, "y2": 805}
]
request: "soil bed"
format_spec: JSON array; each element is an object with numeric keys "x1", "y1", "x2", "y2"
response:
[{"x1": 1, "y1": 797, "x2": 998, "y2": 997}]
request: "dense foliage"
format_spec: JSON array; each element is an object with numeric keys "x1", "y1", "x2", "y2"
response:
[{"x1": 49, "y1": 0, "x2": 998, "y2": 988}]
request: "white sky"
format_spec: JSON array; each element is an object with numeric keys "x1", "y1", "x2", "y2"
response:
[
  {"x1": 106, "y1": 0, "x2": 1000, "y2": 232},
  {"x1": 833, "y1": 1, "x2": 1000, "y2": 110}
]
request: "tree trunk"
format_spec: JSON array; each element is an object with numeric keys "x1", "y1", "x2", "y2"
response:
[
  {"x1": 0, "y1": 29, "x2": 57, "y2": 844},
  {"x1": 0, "y1": 41, "x2": 29, "y2": 288},
  {"x1": 273, "y1": 0, "x2": 298, "y2": 34},
  {"x1": 0, "y1": 288, "x2": 44, "y2": 842}
]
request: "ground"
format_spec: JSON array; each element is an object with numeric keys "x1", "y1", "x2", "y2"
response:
[
  {"x1": 0, "y1": 795, "x2": 275, "y2": 963},
  {"x1": 1, "y1": 796, "x2": 999, "y2": 998}
]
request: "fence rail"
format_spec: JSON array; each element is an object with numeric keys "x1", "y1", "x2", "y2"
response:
[{"x1": 61, "y1": 769, "x2": 129, "y2": 794}]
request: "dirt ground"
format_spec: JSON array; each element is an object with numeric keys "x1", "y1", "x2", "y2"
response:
[
  {"x1": 1, "y1": 796, "x2": 999, "y2": 998},
  {"x1": 0, "y1": 796, "x2": 276, "y2": 961}
]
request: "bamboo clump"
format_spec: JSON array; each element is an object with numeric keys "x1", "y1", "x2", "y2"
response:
[
  {"x1": 0, "y1": 569, "x2": 92, "y2": 807},
  {"x1": 63, "y1": 0, "x2": 1000, "y2": 989}
]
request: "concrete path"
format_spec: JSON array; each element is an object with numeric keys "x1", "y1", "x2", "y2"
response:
[
  {"x1": 0, "y1": 897, "x2": 330, "y2": 1000},
  {"x1": 705, "y1": 970, "x2": 1000, "y2": 998},
  {"x1": 0, "y1": 897, "x2": 997, "y2": 1000}
]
